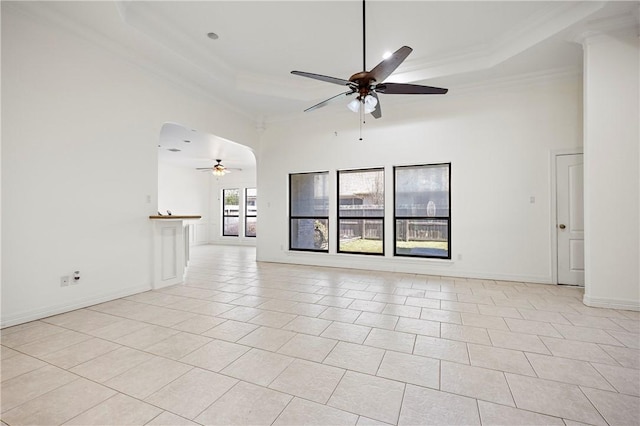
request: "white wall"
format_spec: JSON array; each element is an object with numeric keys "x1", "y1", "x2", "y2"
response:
[
  {"x1": 158, "y1": 163, "x2": 210, "y2": 217},
  {"x1": 158, "y1": 162, "x2": 211, "y2": 245},
  {"x1": 1, "y1": 5, "x2": 257, "y2": 326},
  {"x1": 257, "y1": 78, "x2": 583, "y2": 283},
  {"x1": 582, "y1": 29, "x2": 639, "y2": 310}
]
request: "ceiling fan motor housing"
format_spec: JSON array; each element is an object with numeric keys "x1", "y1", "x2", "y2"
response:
[{"x1": 349, "y1": 71, "x2": 376, "y2": 99}]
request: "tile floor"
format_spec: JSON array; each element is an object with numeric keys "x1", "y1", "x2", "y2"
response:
[{"x1": 2, "y1": 245, "x2": 639, "y2": 425}]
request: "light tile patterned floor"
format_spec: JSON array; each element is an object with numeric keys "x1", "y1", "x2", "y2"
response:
[{"x1": 2, "y1": 245, "x2": 639, "y2": 425}]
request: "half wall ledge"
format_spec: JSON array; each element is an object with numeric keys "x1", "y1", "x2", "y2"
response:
[
  {"x1": 149, "y1": 215, "x2": 202, "y2": 220},
  {"x1": 150, "y1": 215, "x2": 201, "y2": 289}
]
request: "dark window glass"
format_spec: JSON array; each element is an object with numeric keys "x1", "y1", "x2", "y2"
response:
[
  {"x1": 289, "y1": 172, "x2": 329, "y2": 252},
  {"x1": 245, "y1": 188, "x2": 257, "y2": 237},
  {"x1": 223, "y1": 188, "x2": 240, "y2": 236},
  {"x1": 394, "y1": 164, "x2": 451, "y2": 258},
  {"x1": 338, "y1": 168, "x2": 384, "y2": 255}
]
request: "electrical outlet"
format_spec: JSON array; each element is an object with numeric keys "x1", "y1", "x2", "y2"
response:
[{"x1": 60, "y1": 276, "x2": 70, "y2": 287}]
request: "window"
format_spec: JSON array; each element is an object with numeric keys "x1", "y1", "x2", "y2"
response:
[
  {"x1": 245, "y1": 188, "x2": 257, "y2": 237},
  {"x1": 394, "y1": 164, "x2": 451, "y2": 258},
  {"x1": 289, "y1": 172, "x2": 329, "y2": 251},
  {"x1": 222, "y1": 188, "x2": 240, "y2": 236},
  {"x1": 338, "y1": 168, "x2": 384, "y2": 255}
]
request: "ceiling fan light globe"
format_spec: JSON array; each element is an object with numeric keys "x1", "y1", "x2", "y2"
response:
[
  {"x1": 364, "y1": 94, "x2": 378, "y2": 107},
  {"x1": 363, "y1": 95, "x2": 378, "y2": 113},
  {"x1": 347, "y1": 98, "x2": 361, "y2": 113}
]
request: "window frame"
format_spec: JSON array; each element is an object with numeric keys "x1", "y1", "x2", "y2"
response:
[
  {"x1": 289, "y1": 171, "x2": 330, "y2": 253},
  {"x1": 244, "y1": 187, "x2": 257, "y2": 238},
  {"x1": 337, "y1": 167, "x2": 385, "y2": 256},
  {"x1": 393, "y1": 163, "x2": 451, "y2": 259},
  {"x1": 222, "y1": 188, "x2": 240, "y2": 237}
]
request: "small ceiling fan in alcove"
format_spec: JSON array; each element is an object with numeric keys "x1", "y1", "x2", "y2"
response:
[
  {"x1": 291, "y1": 0, "x2": 448, "y2": 120},
  {"x1": 196, "y1": 159, "x2": 241, "y2": 176}
]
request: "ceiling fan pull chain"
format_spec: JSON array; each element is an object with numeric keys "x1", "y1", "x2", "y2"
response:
[{"x1": 359, "y1": 107, "x2": 364, "y2": 141}]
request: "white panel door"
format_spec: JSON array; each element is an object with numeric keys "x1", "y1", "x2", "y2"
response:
[{"x1": 557, "y1": 154, "x2": 585, "y2": 286}]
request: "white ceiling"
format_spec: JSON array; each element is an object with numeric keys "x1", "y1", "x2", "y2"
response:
[
  {"x1": 157, "y1": 122, "x2": 257, "y2": 171},
  {"x1": 12, "y1": 1, "x2": 638, "y2": 170}
]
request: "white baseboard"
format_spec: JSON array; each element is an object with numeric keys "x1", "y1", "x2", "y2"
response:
[
  {"x1": 209, "y1": 239, "x2": 257, "y2": 247},
  {"x1": 583, "y1": 295, "x2": 640, "y2": 311},
  {"x1": 1, "y1": 284, "x2": 152, "y2": 328},
  {"x1": 259, "y1": 252, "x2": 553, "y2": 284}
]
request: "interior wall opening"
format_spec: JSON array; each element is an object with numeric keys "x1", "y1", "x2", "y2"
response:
[{"x1": 157, "y1": 122, "x2": 257, "y2": 247}]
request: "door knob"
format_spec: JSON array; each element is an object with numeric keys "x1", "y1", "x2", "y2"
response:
[{"x1": 558, "y1": 224, "x2": 566, "y2": 229}]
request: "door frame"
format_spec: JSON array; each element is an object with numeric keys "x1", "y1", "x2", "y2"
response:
[{"x1": 549, "y1": 148, "x2": 583, "y2": 285}]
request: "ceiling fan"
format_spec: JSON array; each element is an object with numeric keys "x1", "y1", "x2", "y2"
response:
[
  {"x1": 196, "y1": 159, "x2": 241, "y2": 176},
  {"x1": 291, "y1": 0, "x2": 448, "y2": 119}
]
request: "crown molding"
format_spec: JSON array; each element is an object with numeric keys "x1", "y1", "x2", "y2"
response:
[
  {"x1": 5, "y1": 1, "x2": 257, "y2": 123},
  {"x1": 392, "y1": 1, "x2": 606, "y2": 83},
  {"x1": 3, "y1": 1, "x2": 601, "y2": 128},
  {"x1": 448, "y1": 66, "x2": 581, "y2": 96},
  {"x1": 568, "y1": 10, "x2": 640, "y2": 45},
  {"x1": 110, "y1": 1, "x2": 604, "y2": 102},
  {"x1": 235, "y1": 71, "x2": 342, "y2": 102},
  {"x1": 264, "y1": 65, "x2": 582, "y2": 125}
]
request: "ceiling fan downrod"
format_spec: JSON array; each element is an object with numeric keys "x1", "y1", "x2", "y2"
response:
[{"x1": 362, "y1": 0, "x2": 366, "y2": 72}]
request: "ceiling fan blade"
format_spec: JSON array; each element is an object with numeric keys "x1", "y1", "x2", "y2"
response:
[
  {"x1": 304, "y1": 90, "x2": 355, "y2": 113},
  {"x1": 369, "y1": 46, "x2": 413, "y2": 83},
  {"x1": 196, "y1": 168, "x2": 214, "y2": 170},
  {"x1": 291, "y1": 71, "x2": 352, "y2": 86},
  {"x1": 370, "y1": 92, "x2": 382, "y2": 119},
  {"x1": 376, "y1": 82, "x2": 448, "y2": 95}
]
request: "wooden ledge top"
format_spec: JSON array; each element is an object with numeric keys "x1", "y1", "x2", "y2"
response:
[{"x1": 149, "y1": 215, "x2": 202, "y2": 220}]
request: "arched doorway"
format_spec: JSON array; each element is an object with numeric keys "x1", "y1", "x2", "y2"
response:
[{"x1": 157, "y1": 122, "x2": 257, "y2": 246}]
